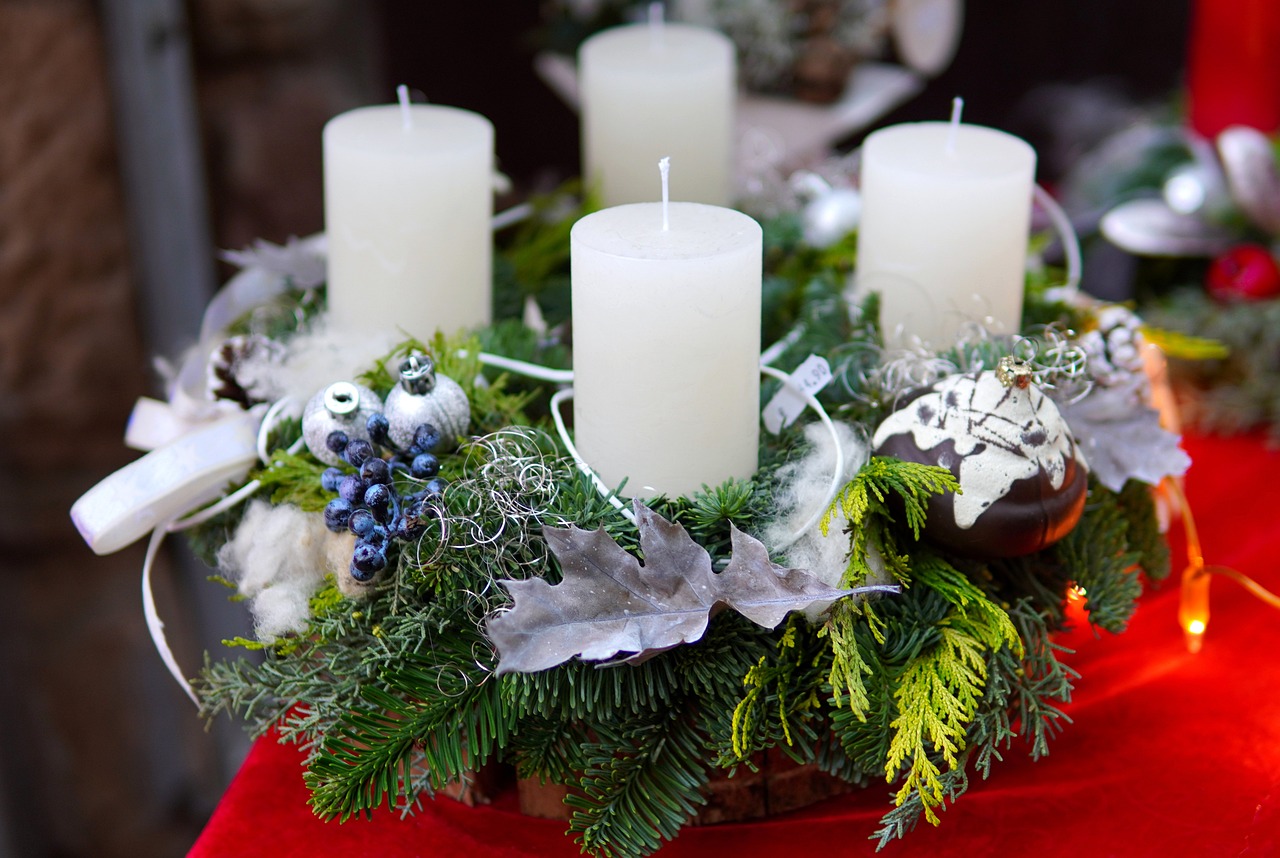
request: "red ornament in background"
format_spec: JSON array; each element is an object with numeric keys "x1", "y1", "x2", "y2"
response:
[
  {"x1": 1186, "y1": 0, "x2": 1280, "y2": 138},
  {"x1": 1205, "y1": 243, "x2": 1280, "y2": 301}
]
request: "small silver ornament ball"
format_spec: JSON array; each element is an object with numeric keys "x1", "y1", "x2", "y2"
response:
[
  {"x1": 802, "y1": 187, "x2": 862, "y2": 248},
  {"x1": 386, "y1": 353, "x2": 471, "y2": 451},
  {"x1": 302, "y1": 381, "x2": 385, "y2": 466}
]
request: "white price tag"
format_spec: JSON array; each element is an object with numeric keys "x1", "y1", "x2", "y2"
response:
[{"x1": 763, "y1": 354, "x2": 833, "y2": 434}]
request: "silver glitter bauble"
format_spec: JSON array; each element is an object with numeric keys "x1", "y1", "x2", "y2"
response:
[
  {"x1": 385, "y1": 353, "x2": 470, "y2": 451},
  {"x1": 302, "y1": 381, "x2": 384, "y2": 466}
]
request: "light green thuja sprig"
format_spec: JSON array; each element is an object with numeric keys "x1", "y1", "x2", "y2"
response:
[
  {"x1": 819, "y1": 456, "x2": 961, "y2": 588},
  {"x1": 727, "y1": 619, "x2": 825, "y2": 762},
  {"x1": 884, "y1": 552, "x2": 1022, "y2": 825},
  {"x1": 817, "y1": 457, "x2": 960, "y2": 719}
]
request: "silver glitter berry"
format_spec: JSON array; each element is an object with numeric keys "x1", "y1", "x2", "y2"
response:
[
  {"x1": 302, "y1": 381, "x2": 384, "y2": 466},
  {"x1": 385, "y1": 354, "x2": 470, "y2": 451}
]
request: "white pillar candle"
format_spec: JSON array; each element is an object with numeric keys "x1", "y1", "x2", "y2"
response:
[
  {"x1": 855, "y1": 121, "x2": 1036, "y2": 349},
  {"x1": 324, "y1": 102, "x2": 493, "y2": 338},
  {"x1": 579, "y1": 22, "x2": 735, "y2": 207},
  {"x1": 571, "y1": 201, "x2": 762, "y2": 498}
]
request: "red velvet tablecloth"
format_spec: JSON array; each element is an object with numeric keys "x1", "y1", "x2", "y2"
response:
[{"x1": 190, "y1": 433, "x2": 1280, "y2": 857}]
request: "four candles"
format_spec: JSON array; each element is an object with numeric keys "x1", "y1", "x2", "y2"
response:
[{"x1": 323, "y1": 23, "x2": 1040, "y2": 497}]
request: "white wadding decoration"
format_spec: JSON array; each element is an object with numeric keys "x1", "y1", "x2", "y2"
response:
[
  {"x1": 217, "y1": 500, "x2": 354, "y2": 641},
  {"x1": 760, "y1": 421, "x2": 875, "y2": 597},
  {"x1": 236, "y1": 314, "x2": 398, "y2": 408}
]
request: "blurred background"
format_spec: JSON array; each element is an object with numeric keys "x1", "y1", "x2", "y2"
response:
[{"x1": 0, "y1": 0, "x2": 1191, "y2": 854}]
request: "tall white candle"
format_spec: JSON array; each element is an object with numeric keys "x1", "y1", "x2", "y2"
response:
[
  {"x1": 571, "y1": 201, "x2": 762, "y2": 497},
  {"x1": 579, "y1": 22, "x2": 735, "y2": 207},
  {"x1": 855, "y1": 121, "x2": 1036, "y2": 348},
  {"x1": 324, "y1": 102, "x2": 493, "y2": 338}
]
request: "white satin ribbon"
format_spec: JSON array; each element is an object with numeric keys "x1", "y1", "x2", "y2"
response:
[{"x1": 72, "y1": 408, "x2": 263, "y2": 556}]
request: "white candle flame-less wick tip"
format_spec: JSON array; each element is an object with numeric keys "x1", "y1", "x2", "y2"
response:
[
  {"x1": 659, "y1": 156, "x2": 671, "y2": 231},
  {"x1": 397, "y1": 84, "x2": 412, "y2": 131},
  {"x1": 946, "y1": 96, "x2": 964, "y2": 154}
]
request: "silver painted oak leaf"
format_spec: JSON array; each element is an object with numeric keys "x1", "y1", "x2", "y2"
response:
[
  {"x1": 487, "y1": 501, "x2": 896, "y2": 674},
  {"x1": 1058, "y1": 388, "x2": 1190, "y2": 491}
]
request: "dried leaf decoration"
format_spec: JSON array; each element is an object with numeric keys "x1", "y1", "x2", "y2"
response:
[
  {"x1": 488, "y1": 501, "x2": 897, "y2": 674},
  {"x1": 1058, "y1": 389, "x2": 1190, "y2": 492}
]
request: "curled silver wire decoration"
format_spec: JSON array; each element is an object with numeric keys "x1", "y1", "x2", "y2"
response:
[
  {"x1": 1014, "y1": 324, "x2": 1094, "y2": 403},
  {"x1": 843, "y1": 315, "x2": 1100, "y2": 408},
  {"x1": 872, "y1": 349, "x2": 962, "y2": 405},
  {"x1": 405, "y1": 427, "x2": 574, "y2": 594}
]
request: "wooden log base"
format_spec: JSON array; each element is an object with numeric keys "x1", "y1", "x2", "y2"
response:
[{"x1": 514, "y1": 749, "x2": 854, "y2": 824}]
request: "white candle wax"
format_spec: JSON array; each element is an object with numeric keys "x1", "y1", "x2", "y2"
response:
[
  {"x1": 324, "y1": 104, "x2": 493, "y2": 338},
  {"x1": 571, "y1": 202, "x2": 762, "y2": 497},
  {"x1": 579, "y1": 23, "x2": 735, "y2": 207},
  {"x1": 855, "y1": 122, "x2": 1036, "y2": 348}
]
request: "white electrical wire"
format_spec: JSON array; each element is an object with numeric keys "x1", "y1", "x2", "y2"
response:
[
  {"x1": 1034, "y1": 183, "x2": 1082, "y2": 293},
  {"x1": 470, "y1": 350, "x2": 575, "y2": 383},
  {"x1": 548, "y1": 388, "x2": 636, "y2": 524}
]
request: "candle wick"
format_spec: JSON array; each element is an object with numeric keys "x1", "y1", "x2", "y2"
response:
[
  {"x1": 659, "y1": 156, "x2": 671, "y2": 231},
  {"x1": 946, "y1": 96, "x2": 964, "y2": 154},
  {"x1": 397, "y1": 84, "x2": 412, "y2": 131},
  {"x1": 649, "y1": 1, "x2": 664, "y2": 49}
]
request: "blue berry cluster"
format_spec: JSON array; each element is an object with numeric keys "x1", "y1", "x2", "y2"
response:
[{"x1": 321, "y1": 416, "x2": 449, "y2": 582}]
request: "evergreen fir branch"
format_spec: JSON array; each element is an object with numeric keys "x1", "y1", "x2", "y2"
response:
[
  {"x1": 1118, "y1": 479, "x2": 1171, "y2": 582},
  {"x1": 813, "y1": 726, "x2": 873, "y2": 787},
  {"x1": 822, "y1": 599, "x2": 874, "y2": 716},
  {"x1": 305, "y1": 636, "x2": 514, "y2": 821},
  {"x1": 681, "y1": 478, "x2": 761, "y2": 551},
  {"x1": 502, "y1": 714, "x2": 592, "y2": 783},
  {"x1": 1145, "y1": 287, "x2": 1280, "y2": 441},
  {"x1": 505, "y1": 653, "x2": 686, "y2": 724},
  {"x1": 872, "y1": 764, "x2": 970, "y2": 848},
  {"x1": 911, "y1": 552, "x2": 1022, "y2": 657},
  {"x1": 828, "y1": 677, "x2": 895, "y2": 786},
  {"x1": 982, "y1": 552, "x2": 1073, "y2": 633},
  {"x1": 494, "y1": 180, "x2": 596, "y2": 325},
  {"x1": 864, "y1": 597, "x2": 1066, "y2": 847},
  {"x1": 1053, "y1": 480, "x2": 1143, "y2": 634},
  {"x1": 566, "y1": 706, "x2": 710, "y2": 858},
  {"x1": 1006, "y1": 598, "x2": 1078, "y2": 760},
  {"x1": 723, "y1": 619, "x2": 825, "y2": 764},
  {"x1": 825, "y1": 601, "x2": 900, "y2": 777}
]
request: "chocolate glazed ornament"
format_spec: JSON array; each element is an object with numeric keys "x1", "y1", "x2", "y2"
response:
[{"x1": 872, "y1": 360, "x2": 1088, "y2": 558}]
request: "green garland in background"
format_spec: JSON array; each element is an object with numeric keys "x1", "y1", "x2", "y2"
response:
[
  {"x1": 193, "y1": 187, "x2": 1171, "y2": 857},
  {"x1": 1144, "y1": 287, "x2": 1280, "y2": 444}
]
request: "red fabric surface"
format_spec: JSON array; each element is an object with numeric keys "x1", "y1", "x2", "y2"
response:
[
  {"x1": 1186, "y1": 0, "x2": 1280, "y2": 137},
  {"x1": 191, "y1": 433, "x2": 1280, "y2": 857}
]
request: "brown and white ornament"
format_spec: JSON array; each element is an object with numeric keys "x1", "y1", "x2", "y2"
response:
[{"x1": 872, "y1": 362, "x2": 1089, "y2": 558}]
